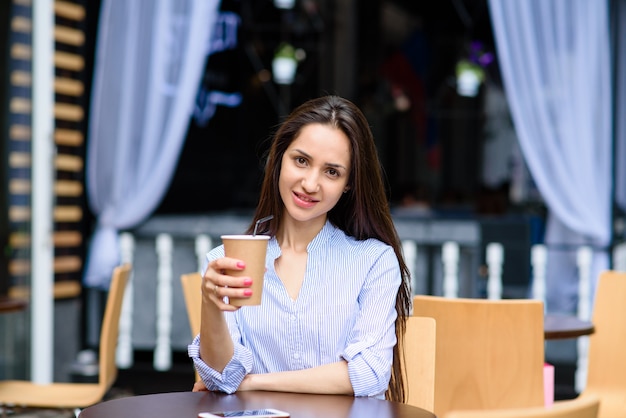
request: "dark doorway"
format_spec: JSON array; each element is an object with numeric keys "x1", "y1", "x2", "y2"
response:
[{"x1": 156, "y1": 0, "x2": 498, "y2": 216}]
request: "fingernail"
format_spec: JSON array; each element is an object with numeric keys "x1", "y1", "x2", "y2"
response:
[
  {"x1": 236, "y1": 261, "x2": 245, "y2": 269},
  {"x1": 243, "y1": 289, "x2": 253, "y2": 296},
  {"x1": 243, "y1": 278, "x2": 253, "y2": 286}
]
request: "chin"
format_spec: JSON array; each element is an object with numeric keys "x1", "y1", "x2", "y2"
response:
[{"x1": 285, "y1": 208, "x2": 326, "y2": 224}]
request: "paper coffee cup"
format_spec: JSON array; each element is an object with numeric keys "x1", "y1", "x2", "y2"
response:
[{"x1": 221, "y1": 235, "x2": 270, "y2": 306}]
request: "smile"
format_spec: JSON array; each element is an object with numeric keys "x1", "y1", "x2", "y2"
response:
[{"x1": 293, "y1": 191, "x2": 319, "y2": 207}]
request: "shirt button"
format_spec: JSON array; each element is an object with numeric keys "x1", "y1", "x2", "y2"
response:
[
  {"x1": 293, "y1": 353, "x2": 300, "y2": 359},
  {"x1": 290, "y1": 315, "x2": 297, "y2": 321}
]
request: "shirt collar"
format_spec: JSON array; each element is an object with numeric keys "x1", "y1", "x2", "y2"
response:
[
  {"x1": 306, "y1": 220, "x2": 336, "y2": 253},
  {"x1": 268, "y1": 220, "x2": 337, "y2": 257}
]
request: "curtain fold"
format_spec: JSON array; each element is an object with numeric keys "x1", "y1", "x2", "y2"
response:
[
  {"x1": 488, "y1": 0, "x2": 613, "y2": 313},
  {"x1": 615, "y1": 1, "x2": 626, "y2": 212},
  {"x1": 84, "y1": 0, "x2": 220, "y2": 288}
]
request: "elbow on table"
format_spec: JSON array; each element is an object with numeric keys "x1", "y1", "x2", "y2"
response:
[{"x1": 348, "y1": 359, "x2": 391, "y2": 398}]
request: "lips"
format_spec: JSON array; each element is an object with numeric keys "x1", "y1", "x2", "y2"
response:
[{"x1": 293, "y1": 191, "x2": 319, "y2": 208}]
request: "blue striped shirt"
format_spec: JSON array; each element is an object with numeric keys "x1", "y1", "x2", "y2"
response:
[{"x1": 187, "y1": 221, "x2": 401, "y2": 397}]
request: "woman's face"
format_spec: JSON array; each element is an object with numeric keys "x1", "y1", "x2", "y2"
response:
[{"x1": 279, "y1": 123, "x2": 351, "y2": 225}]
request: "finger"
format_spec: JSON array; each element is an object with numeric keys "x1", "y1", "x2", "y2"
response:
[
  {"x1": 205, "y1": 260, "x2": 251, "y2": 289},
  {"x1": 211, "y1": 296, "x2": 240, "y2": 312},
  {"x1": 208, "y1": 257, "x2": 246, "y2": 274},
  {"x1": 214, "y1": 284, "x2": 254, "y2": 300},
  {"x1": 206, "y1": 287, "x2": 241, "y2": 312}
]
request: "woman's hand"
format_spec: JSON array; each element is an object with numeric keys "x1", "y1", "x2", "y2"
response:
[
  {"x1": 193, "y1": 376, "x2": 255, "y2": 393},
  {"x1": 237, "y1": 374, "x2": 256, "y2": 391},
  {"x1": 232, "y1": 362, "x2": 353, "y2": 395},
  {"x1": 192, "y1": 380, "x2": 209, "y2": 392},
  {"x1": 202, "y1": 257, "x2": 254, "y2": 312}
]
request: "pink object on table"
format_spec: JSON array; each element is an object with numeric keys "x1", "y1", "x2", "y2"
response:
[{"x1": 543, "y1": 362, "x2": 554, "y2": 406}]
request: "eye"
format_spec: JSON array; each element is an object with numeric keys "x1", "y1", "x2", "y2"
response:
[
  {"x1": 295, "y1": 156, "x2": 307, "y2": 166},
  {"x1": 326, "y1": 168, "x2": 340, "y2": 178}
]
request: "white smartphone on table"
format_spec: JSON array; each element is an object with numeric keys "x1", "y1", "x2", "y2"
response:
[{"x1": 198, "y1": 409, "x2": 290, "y2": 417}]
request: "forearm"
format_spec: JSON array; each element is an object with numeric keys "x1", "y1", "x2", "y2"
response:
[
  {"x1": 240, "y1": 361, "x2": 354, "y2": 395},
  {"x1": 199, "y1": 295, "x2": 234, "y2": 372}
]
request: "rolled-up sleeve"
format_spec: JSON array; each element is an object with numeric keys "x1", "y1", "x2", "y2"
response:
[
  {"x1": 187, "y1": 334, "x2": 253, "y2": 393},
  {"x1": 341, "y1": 247, "x2": 400, "y2": 397}
]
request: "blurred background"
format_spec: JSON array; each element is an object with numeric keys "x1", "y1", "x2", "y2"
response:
[{"x1": 1, "y1": 0, "x2": 624, "y2": 407}]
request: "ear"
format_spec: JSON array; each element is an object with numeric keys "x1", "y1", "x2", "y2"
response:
[{"x1": 343, "y1": 186, "x2": 350, "y2": 193}]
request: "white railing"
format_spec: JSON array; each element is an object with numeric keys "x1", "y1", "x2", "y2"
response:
[
  {"x1": 116, "y1": 232, "x2": 477, "y2": 370},
  {"x1": 115, "y1": 223, "x2": 626, "y2": 378}
]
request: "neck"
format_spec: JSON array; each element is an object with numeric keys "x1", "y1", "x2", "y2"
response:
[{"x1": 277, "y1": 214, "x2": 326, "y2": 252}]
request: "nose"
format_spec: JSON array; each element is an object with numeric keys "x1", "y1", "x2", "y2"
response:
[{"x1": 301, "y1": 172, "x2": 320, "y2": 193}]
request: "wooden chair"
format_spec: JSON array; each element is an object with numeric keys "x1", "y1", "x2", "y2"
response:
[
  {"x1": 180, "y1": 272, "x2": 203, "y2": 382},
  {"x1": 577, "y1": 270, "x2": 626, "y2": 417},
  {"x1": 444, "y1": 394, "x2": 600, "y2": 418},
  {"x1": 402, "y1": 315, "x2": 436, "y2": 412},
  {"x1": 412, "y1": 295, "x2": 545, "y2": 417},
  {"x1": 0, "y1": 263, "x2": 131, "y2": 411},
  {"x1": 180, "y1": 272, "x2": 203, "y2": 339}
]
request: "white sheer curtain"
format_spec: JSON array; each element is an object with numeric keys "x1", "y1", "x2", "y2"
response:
[
  {"x1": 615, "y1": 1, "x2": 626, "y2": 212},
  {"x1": 488, "y1": 0, "x2": 613, "y2": 313},
  {"x1": 84, "y1": 0, "x2": 220, "y2": 288}
]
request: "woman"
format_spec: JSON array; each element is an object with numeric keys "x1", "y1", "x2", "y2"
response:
[{"x1": 188, "y1": 95, "x2": 412, "y2": 402}]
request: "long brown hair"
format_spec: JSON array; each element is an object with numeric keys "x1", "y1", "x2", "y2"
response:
[{"x1": 247, "y1": 95, "x2": 411, "y2": 402}]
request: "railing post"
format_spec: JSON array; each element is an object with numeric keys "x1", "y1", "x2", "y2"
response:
[
  {"x1": 402, "y1": 240, "x2": 417, "y2": 296},
  {"x1": 613, "y1": 241, "x2": 626, "y2": 271},
  {"x1": 117, "y1": 232, "x2": 135, "y2": 368},
  {"x1": 575, "y1": 245, "x2": 593, "y2": 393},
  {"x1": 195, "y1": 234, "x2": 212, "y2": 274},
  {"x1": 531, "y1": 244, "x2": 547, "y2": 308},
  {"x1": 154, "y1": 233, "x2": 173, "y2": 371},
  {"x1": 486, "y1": 243, "x2": 504, "y2": 300},
  {"x1": 442, "y1": 242, "x2": 459, "y2": 298}
]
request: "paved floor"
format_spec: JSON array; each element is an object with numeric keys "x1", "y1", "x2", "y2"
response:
[
  {"x1": 4, "y1": 351, "x2": 194, "y2": 418},
  {"x1": 3, "y1": 387, "x2": 134, "y2": 418},
  {"x1": 4, "y1": 409, "x2": 76, "y2": 418}
]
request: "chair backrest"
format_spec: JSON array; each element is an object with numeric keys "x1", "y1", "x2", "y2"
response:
[
  {"x1": 180, "y1": 272, "x2": 203, "y2": 338},
  {"x1": 412, "y1": 295, "x2": 545, "y2": 417},
  {"x1": 443, "y1": 395, "x2": 600, "y2": 418},
  {"x1": 584, "y1": 270, "x2": 626, "y2": 394},
  {"x1": 99, "y1": 263, "x2": 131, "y2": 388},
  {"x1": 402, "y1": 315, "x2": 436, "y2": 412}
]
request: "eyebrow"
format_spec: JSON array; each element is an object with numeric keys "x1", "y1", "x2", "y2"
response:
[{"x1": 292, "y1": 148, "x2": 348, "y2": 170}]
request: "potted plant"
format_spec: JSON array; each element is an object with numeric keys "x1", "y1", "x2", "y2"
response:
[{"x1": 272, "y1": 42, "x2": 298, "y2": 85}]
